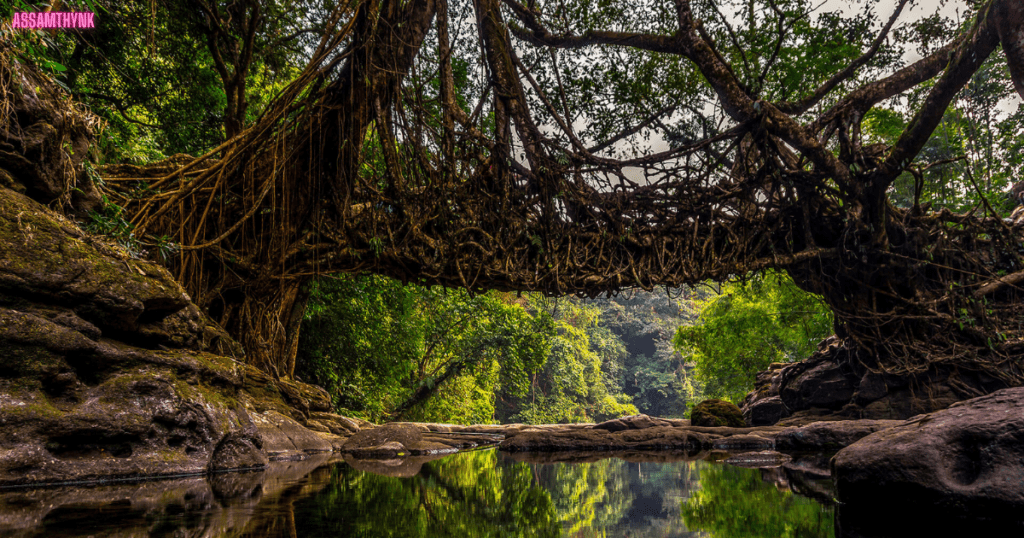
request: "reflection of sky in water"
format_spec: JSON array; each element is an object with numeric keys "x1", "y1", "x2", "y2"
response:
[{"x1": 0, "y1": 449, "x2": 837, "y2": 537}]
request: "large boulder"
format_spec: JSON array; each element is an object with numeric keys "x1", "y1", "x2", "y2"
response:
[
  {"x1": 0, "y1": 301, "x2": 270, "y2": 485},
  {"x1": 741, "y1": 337, "x2": 1010, "y2": 425},
  {"x1": 0, "y1": 188, "x2": 274, "y2": 485},
  {"x1": 833, "y1": 387, "x2": 1024, "y2": 519},
  {"x1": 743, "y1": 396, "x2": 790, "y2": 426},
  {"x1": 690, "y1": 399, "x2": 745, "y2": 428},
  {"x1": 250, "y1": 410, "x2": 333, "y2": 461},
  {"x1": 778, "y1": 353, "x2": 856, "y2": 412}
]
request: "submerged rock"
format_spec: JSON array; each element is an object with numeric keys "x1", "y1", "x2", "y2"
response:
[
  {"x1": 833, "y1": 387, "x2": 1024, "y2": 518},
  {"x1": 724, "y1": 450, "x2": 792, "y2": 468}
]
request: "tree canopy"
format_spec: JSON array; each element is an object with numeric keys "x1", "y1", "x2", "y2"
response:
[
  {"x1": 9, "y1": 0, "x2": 1024, "y2": 389},
  {"x1": 673, "y1": 271, "x2": 832, "y2": 404}
]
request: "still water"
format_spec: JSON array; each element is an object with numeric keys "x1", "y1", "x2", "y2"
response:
[{"x1": 0, "y1": 449, "x2": 837, "y2": 537}]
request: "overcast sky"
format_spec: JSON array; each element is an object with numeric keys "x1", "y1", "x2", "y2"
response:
[{"x1": 602, "y1": 0, "x2": 1021, "y2": 181}]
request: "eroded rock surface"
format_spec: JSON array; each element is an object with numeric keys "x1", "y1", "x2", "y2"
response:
[
  {"x1": 774, "y1": 419, "x2": 900, "y2": 452},
  {"x1": 341, "y1": 423, "x2": 501, "y2": 457},
  {"x1": 741, "y1": 336, "x2": 1009, "y2": 425},
  {"x1": 833, "y1": 387, "x2": 1024, "y2": 518},
  {"x1": 0, "y1": 188, "x2": 345, "y2": 485},
  {"x1": 500, "y1": 426, "x2": 714, "y2": 454},
  {"x1": 593, "y1": 414, "x2": 677, "y2": 431},
  {"x1": 0, "y1": 190, "x2": 267, "y2": 485},
  {"x1": 0, "y1": 57, "x2": 100, "y2": 213}
]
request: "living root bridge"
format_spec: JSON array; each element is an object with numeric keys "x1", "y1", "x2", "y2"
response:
[{"x1": 99, "y1": 0, "x2": 1024, "y2": 391}]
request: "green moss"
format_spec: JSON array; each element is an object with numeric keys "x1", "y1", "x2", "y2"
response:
[
  {"x1": 156, "y1": 448, "x2": 188, "y2": 464},
  {"x1": 691, "y1": 399, "x2": 746, "y2": 428},
  {"x1": 2, "y1": 391, "x2": 63, "y2": 421},
  {"x1": 2, "y1": 344, "x2": 70, "y2": 379}
]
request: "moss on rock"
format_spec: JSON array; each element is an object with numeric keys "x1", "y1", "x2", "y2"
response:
[{"x1": 690, "y1": 399, "x2": 746, "y2": 428}]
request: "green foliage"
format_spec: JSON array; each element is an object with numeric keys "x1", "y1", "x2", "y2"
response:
[
  {"x1": 82, "y1": 197, "x2": 142, "y2": 257},
  {"x1": 12, "y1": 0, "x2": 330, "y2": 163},
  {"x1": 298, "y1": 275, "x2": 422, "y2": 420},
  {"x1": 588, "y1": 289, "x2": 703, "y2": 418},
  {"x1": 883, "y1": 15, "x2": 1021, "y2": 215},
  {"x1": 497, "y1": 296, "x2": 638, "y2": 424},
  {"x1": 673, "y1": 271, "x2": 832, "y2": 405},
  {"x1": 299, "y1": 276, "x2": 647, "y2": 425},
  {"x1": 298, "y1": 275, "x2": 558, "y2": 423}
]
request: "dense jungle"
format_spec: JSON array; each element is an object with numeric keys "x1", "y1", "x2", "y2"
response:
[
  {"x1": 3, "y1": 0, "x2": 1022, "y2": 423},
  {"x1": 2, "y1": 0, "x2": 1024, "y2": 534}
]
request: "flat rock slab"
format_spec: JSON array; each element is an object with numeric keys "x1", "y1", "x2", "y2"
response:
[
  {"x1": 712, "y1": 434, "x2": 775, "y2": 452},
  {"x1": 592, "y1": 414, "x2": 675, "y2": 431},
  {"x1": 774, "y1": 419, "x2": 901, "y2": 451},
  {"x1": 833, "y1": 387, "x2": 1024, "y2": 520},
  {"x1": 252, "y1": 411, "x2": 333, "y2": 461},
  {"x1": 341, "y1": 424, "x2": 461, "y2": 458},
  {"x1": 499, "y1": 426, "x2": 714, "y2": 453}
]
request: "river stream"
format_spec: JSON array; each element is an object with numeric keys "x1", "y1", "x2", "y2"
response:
[{"x1": 0, "y1": 449, "x2": 852, "y2": 537}]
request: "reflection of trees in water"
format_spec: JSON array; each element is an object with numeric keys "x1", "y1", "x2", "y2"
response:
[
  {"x1": 292, "y1": 450, "x2": 560, "y2": 537},
  {"x1": 2, "y1": 451, "x2": 837, "y2": 537},
  {"x1": 290, "y1": 451, "x2": 708, "y2": 538},
  {"x1": 681, "y1": 461, "x2": 834, "y2": 538},
  {"x1": 533, "y1": 458, "x2": 703, "y2": 538}
]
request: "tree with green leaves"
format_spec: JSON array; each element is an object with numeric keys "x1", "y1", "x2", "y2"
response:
[
  {"x1": 589, "y1": 289, "x2": 702, "y2": 417},
  {"x1": 11, "y1": 0, "x2": 1024, "y2": 403},
  {"x1": 298, "y1": 275, "x2": 556, "y2": 422},
  {"x1": 496, "y1": 296, "x2": 639, "y2": 424},
  {"x1": 673, "y1": 271, "x2": 833, "y2": 404}
]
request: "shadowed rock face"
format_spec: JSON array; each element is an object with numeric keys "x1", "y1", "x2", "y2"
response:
[
  {"x1": 833, "y1": 387, "x2": 1024, "y2": 519},
  {"x1": 0, "y1": 59, "x2": 100, "y2": 214},
  {"x1": 741, "y1": 337, "x2": 1009, "y2": 426},
  {"x1": 773, "y1": 420, "x2": 900, "y2": 452},
  {"x1": 0, "y1": 187, "x2": 353, "y2": 485},
  {"x1": 0, "y1": 56, "x2": 356, "y2": 487},
  {"x1": 0, "y1": 189, "x2": 271, "y2": 485}
]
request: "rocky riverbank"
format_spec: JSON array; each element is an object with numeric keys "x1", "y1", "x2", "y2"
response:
[{"x1": 0, "y1": 180, "x2": 376, "y2": 486}]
